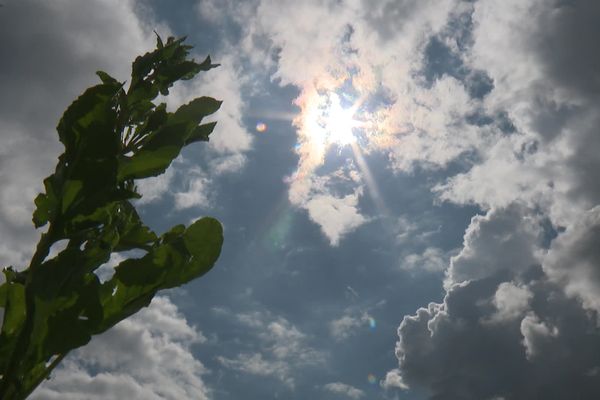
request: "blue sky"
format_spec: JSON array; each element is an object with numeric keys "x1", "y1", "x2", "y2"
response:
[{"x1": 1, "y1": 0, "x2": 600, "y2": 399}]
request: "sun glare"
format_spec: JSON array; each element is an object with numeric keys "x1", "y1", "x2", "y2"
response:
[
  {"x1": 325, "y1": 94, "x2": 359, "y2": 145},
  {"x1": 305, "y1": 92, "x2": 361, "y2": 147}
]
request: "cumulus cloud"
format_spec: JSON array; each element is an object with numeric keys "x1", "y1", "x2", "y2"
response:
[
  {"x1": 215, "y1": 309, "x2": 324, "y2": 387},
  {"x1": 395, "y1": 269, "x2": 600, "y2": 398},
  {"x1": 305, "y1": 188, "x2": 367, "y2": 246},
  {"x1": 387, "y1": 2, "x2": 600, "y2": 394},
  {"x1": 382, "y1": 369, "x2": 409, "y2": 391},
  {"x1": 173, "y1": 168, "x2": 213, "y2": 210},
  {"x1": 136, "y1": 165, "x2": 177, "y2": 205},
  {"x1": 323, "y1": 382, "x2": 365, "y2": 399},
  {"x1": 445, "y1": 205, "x2": 542, "y2": 286},
  {"x1": 329, "y1": 311, "x2": 371, "y2": 341},
  {"x1": 401, "y1": 247, "x2": 449, "y2": 273},
  {"x1": 520, "y1": 312, "x2": 558, "y2": 361},
  {"x1": 391, "y1": 198, "x2": 600, "y2": 398},
  {"x1": 486, "y1": 282, "x2": 533, "y2": 324},
  {"x1": 543, "y1": 206, "x2": 600, "y2": 313},
  {"x1": 33, "y1": 296, "x2": 210, "y2": 400},
  {"x1": 437, "y1": 0, "x2": 600, "y2": 225}
]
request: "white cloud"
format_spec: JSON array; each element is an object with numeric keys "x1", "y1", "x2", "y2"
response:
[
  {"x1": 136, "y1": 166, "x2": 177, "y2": 205},
  {"x1": 323, "y1": 382, "x2": 365, "y2": 399},
  {"x1": 305, "y1": 189, "x2": 367, "y2": 246},
  {"x1": 216, "y1": 309, "x2": 324, "y2": 387},
  {"x1": 217, "y1": 353, "x2": 294, "y2": 387},
  {"x1": 487, "y1": 282, "x2": 533, "y2": 323},
  {"x1": 329, "y1": 312, "x2": 371, "y2": 341},
  {"x1": 174, "y1": 168, "x2": 213, "y2": 210},
  {"x1": 520, "y1": 312, "x2": 558, "y2": 360},
  {"x1": 33, "y1": 296, "x2": 210, "y2": 400},
  {"x1": 401, "y1": 247, "x2": 449, "y2": 273},
  {"x1": 543, "y1": 206, "x2": 600, "y2": 313},
  {"x1": 445, "y1": 205, "x2": 542, "y2": 287},
  {"x1": 437, "y1": 0, "x2": 600, "y2": 226},
  {"x1": 381, "y1": 369, "x2": 408, "y2": 390}
]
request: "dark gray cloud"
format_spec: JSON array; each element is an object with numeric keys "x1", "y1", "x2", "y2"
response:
[{"x1": 394, "y1": 206, "x2": 600, "y2": 399}]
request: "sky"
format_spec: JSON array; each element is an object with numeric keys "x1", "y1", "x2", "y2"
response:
[{"x1": 1, "y1": 0, "x2": 600, "y2": 399}]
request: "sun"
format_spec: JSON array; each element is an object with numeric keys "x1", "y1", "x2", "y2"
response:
[
  {"x1": 305, "y1": 92, "x2": 361, "y2": 147},
  {"x1": 324, "y1": 94, "x2": 360, "y2": 145}
]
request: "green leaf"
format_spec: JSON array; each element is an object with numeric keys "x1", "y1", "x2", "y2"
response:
[
  {"x1": 95, "y1": 70, "x2": 120, "y2": 86},
  {"x1": 185, "y1": 121, "x2": 217, "y2": 145},
  {"x1": 169, "y1": 217, "x2": 223, "y2": 285},
  {"x1": 1, "y1": 35, "x2": 225, "y2": 399},
  {"x1": 113, "y1": 202, "x2": 157, "y2": 251},
  {"x1": 118, "y1": 144, "x2": 180, "y2": 180},
  {"x1": 155, "y1": 31, "x2": 164, "y2": 49},
  {"x1": 0, "y1": 282, "x2": 6, "y2": 308},
  {"x1": 170, "y1": 97, "x2": 222, "y2": 125},
  {"x1": 61, "y1": 180, "x2": 83, "y2": 214},
  {"x1": 32, "y1": 175, "x2": 60, "y2": 228},
  {"x1": 2, "y1": 284, "x2": 26, "y2": 337},
  {"x1": 0, "y1": 282, "x2": 26, "y2": 375},
  {"x1": 57, "y1": 84, "x2": 120, "y2": 160}
]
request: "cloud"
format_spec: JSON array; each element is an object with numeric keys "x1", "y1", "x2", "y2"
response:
[
  {"x1": 520, "y1": 312, "x2": 558, "y2": 361},
  {"x1": 33, "y1": 296, "x2": 211, "y2": 400},
  {"x1": 401, "y1": 247, "x2": 449, "y2": 273},
  {"x1": 173, "y1": 168, "x2": 213, "y2": 210},
  {"x1": 382, "y1": 369, "x2": 408, "y2": 391},
  {"x1": 193, "y1": 5, "x2": 600, "y2": 399},
  {"x1": 486, "y1": 282, "x2": 533, "y2": 324},
  {"x1": 323, "y1": 382, "x2": 365, "y2": 399},
  {"x1": 543, "y1": 206, "x2": 600, "y2": 313},
  {"x1": 437, "y1": 0, "x2": 600, "y2": 224},
  {"x1": 445, "y1": 204, "x2": 542, "y2": 286},
  {"x1": 387, "y1": 3, "x2": 600, "y2": 396},
  {"x1": 395, "y1": 269, "x2": 600, "y2": 398},
  {"x1": 329, "y1": 312, "x2": 371, "y2": 341},
  {"x1": 215, "y1": 309, "x2": 324, "y2": 388},
  {"x1": 392, "y1": 205, "x2": 600, "y2": 398},
  {"x1": 136, "y1": 165, "x2": 177, "y2": 205},
  {"x1": 204, "y1": 0, "x2": 475, "y2": 244},
  {"x1": 304, "y1": 188, "x2": 367, "y2": 246}
]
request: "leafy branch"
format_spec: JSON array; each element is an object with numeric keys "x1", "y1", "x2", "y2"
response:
[{"x1": 0, "y1": 35, "x2": 224, "y2": 399}]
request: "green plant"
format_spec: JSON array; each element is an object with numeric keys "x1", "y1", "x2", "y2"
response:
[{"x1": 0, "y1": 35, "x2": 224, "y2": 399}]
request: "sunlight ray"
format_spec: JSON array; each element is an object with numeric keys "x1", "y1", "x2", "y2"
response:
[{"x1": 350, "y1": 142, "x2": 389, "y2": 218}]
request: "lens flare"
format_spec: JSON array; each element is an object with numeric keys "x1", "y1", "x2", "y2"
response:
[
  {"x1": 256, "y1": 122, "x2": 267, "y2": 132},
  {"x1": 368, "y1": 317, "x2": 376, "y2": 330},
  {"x1": 367, "y1": 373, "x2": 377, "y2": 384}
]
